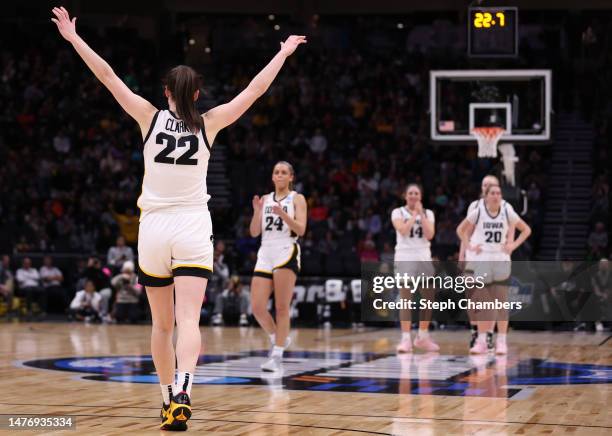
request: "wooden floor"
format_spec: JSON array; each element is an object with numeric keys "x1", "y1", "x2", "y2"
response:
[{"x1": 0, "y1": 323, "x2": 610, "y2": 435}]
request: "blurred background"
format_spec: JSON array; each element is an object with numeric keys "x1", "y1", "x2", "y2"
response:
[{"x1": 0, "y1": 1, "x2": 609, "y2": 328}]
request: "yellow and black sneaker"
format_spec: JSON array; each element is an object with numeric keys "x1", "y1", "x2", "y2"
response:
[
  {"x1": 160, "y1": 402, "x2": 187, "y2": 431},
  {"x1": 169, "y1": 392, "x2": 192, "y2": 425}
]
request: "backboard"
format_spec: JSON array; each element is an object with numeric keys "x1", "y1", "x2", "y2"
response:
[{"x1": 430, "y1": 70, "x2": 552, "y2": 142}]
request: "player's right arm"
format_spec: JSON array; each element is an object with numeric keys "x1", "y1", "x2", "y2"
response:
[
  {"x1": 249, "y1": 195, "x2": 265, "y2": 237},
  {"x1": 457, "y1": 210, "x2": 481, "y2": 254},
  {"x1": 51, "y1": 7, "x2": 157, "y2": 134},
  {"x1": 459, "y1": 201, "x2": 478, "y2": 261},
  {"x1": 391, "y1": 209, "x2": 416, "y2": 236}
]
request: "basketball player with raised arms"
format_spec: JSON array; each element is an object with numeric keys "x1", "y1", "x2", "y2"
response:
[
  {"x1": 460, "y1": 175, "x2": 501, "y2": 350},
  {"x1": 249, "y1": 162, "x2": 307, "y2": 372},
  {"x1": 456, "y1": 184, "x2": 531, "y2": 355},
  {"x1": 52, "y1": 6, "x2": 306, "y2": 430},
  {"x1": 392, "y1": 184, "x2": 440, "y2": 353}
]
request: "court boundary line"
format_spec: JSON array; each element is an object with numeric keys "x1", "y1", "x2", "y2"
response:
[
  {"x1": 315, "y1": 327, "x2": 386, "y2": 341},
  {"x1": 1, "y1": 402, "x2": 610, "y2": 430},
  {"x1": 598, "y1": 335, "x2": 611, "y2": 346},
  {"x1": 0, "y1": 412, "x2": 390, "y2": 435}
]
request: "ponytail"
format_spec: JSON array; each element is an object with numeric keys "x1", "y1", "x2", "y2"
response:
[{"x1": 163, "y1": 65, "x2": 203, "y2": 134}]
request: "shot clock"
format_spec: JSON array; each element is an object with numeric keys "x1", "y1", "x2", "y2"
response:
[{"x1": 468, "y1": 6, "x2": 518, "y2": 57}]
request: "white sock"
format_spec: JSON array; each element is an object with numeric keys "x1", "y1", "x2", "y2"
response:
[
  {"x1": 269, "y1": 333, "x2": 276, "y2": 345},
  {"x1": 271, "y1": 346, "x2": 284, "y2": 358},
  {"x1": 160, "y1": 384, "x2": 173, "y2": 405},
  {"x1": 497, "y1": 333, "x2": 507, "y2": 342},
  {"x1": 477, "y1": 333, "x2": 487, "y2": 343},
  {"x1": 418, "y1": 329, "x2": 429, "y2": 339},
  {"x1": 176, "y1": 371, "x2": 193, "y2": 396},
  {"x1": 402, "y1": 332, "x2": 411, "y2": 342}
]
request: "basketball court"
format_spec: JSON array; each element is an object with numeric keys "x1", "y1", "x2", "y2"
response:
[{"x1": 1, "y1": 324, "x2": 610, "y2": 434}]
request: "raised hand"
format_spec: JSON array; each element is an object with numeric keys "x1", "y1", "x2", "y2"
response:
[
  {"x1": 271, "y1": 204, "x2": 285, "y2": 217},
  {"x1": 414, "y1": 201, "x2": 424, "y2": 216},
  {"x1": 279, "y1": 35, "x2": 307, "y2": 57},
  {"x1": 51, "y1": 7, "x2": 78, "y2": 43},
  {"x1": 252, "y1": 195, "x2": 264, "y2": 211}
]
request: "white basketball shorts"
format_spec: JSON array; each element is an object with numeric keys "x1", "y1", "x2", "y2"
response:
[
  {"x1": 253, "y1": 242, "x2": 301, "y2": 279},
  {"x1": 138, "y1": 209, "x2": 214, "y2": 286},
  {"x1": 465, "y1": 250, "x2": 511, "y2": 284}
]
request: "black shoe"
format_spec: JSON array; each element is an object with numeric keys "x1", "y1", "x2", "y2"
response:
[
  {"x1": 160, "y1": 402, "x2": 187, "y2": 431},
  {"x1": 469, "y1": 330, "x2": 478, "y2": 348},
  {"x1": 486, "y1": 332, "x2": 495, "y2": 351},
  {"x1": 169, "y1": 392, "x2": 192, "y2": 425}
]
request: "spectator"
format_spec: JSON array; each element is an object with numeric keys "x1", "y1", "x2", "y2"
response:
[
  {"x1": 110, "y1": 206, "x2": 139, "y2": 245},
  {"x1": 207, "y1": 240, "x2": 231, "y2": 313},
  {"x1": 0, "y1": 255, "x2": 15, "y2": 314},
  {"x1": 111, "y1": 261, "x2": 142, "y2": 324},
  {"x1": 80, "y1": 256, "x2": 113, "y2": 320},
  {"x1": 309, "y1": 128, "x2": 328, "y2": 154},
  {"x1": 358, "y1": 237, "x2": 379, "y2": 262},
  {"x1": 380, "y1": 242, "x2": 394, "y2": 263},
  {"x1": 591, "y1": 258, "x2": 611, "y2": 332},
  {"x1": 39, "y1": 256, "x2": 68, "y2": 314},
  {"x1": 52, "y1": 129, "x2": 71, "y2": 154},
  {"x1": 211, "y1": 276, "x2": 250, "y2": 326},
  {"x1": 69, "y1": 279, "x2": 102, "y2": 322},
  {"x1": 16, "y1": 257, "x2": 45, "y2": 317},
  {"x1": 107, "y1": 236, "x2": 135, "y2": 270},
  {"x1": 587, "y1": 222, "x2": 608, "y2": 259}
]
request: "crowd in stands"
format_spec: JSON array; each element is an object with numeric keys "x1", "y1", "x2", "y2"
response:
[{"x1": 0, "y1": 13, "x2": 609, "y2": 324}]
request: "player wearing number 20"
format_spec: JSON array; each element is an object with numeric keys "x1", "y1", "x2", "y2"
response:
[
  {"x1": 456, "y1": 184, "x2": 531, "y2": 355},
  {"x1": 250, "y1": 162, "x2": 307, "y2": 372}
]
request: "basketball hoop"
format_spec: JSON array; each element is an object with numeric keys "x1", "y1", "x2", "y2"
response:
[{"x1": 472, "y1": 127, "x2": 504, "y2": 158}]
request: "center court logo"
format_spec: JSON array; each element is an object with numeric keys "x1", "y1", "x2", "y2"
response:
[{"x1": 19, "y1": 351, "x2": 612, "y2": 398}]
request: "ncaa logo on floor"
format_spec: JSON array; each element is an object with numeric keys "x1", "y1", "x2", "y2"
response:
[{"x1": 19, "y1": 351, "x2": 612, "y2": 398}]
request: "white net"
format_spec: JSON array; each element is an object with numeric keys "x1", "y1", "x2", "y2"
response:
[
  {"x1": 472, "y1": 127, "x2": 504, "y2": 158},
  {"x1": 498, "y1": 143, "x2": 519, "y2": 187}
]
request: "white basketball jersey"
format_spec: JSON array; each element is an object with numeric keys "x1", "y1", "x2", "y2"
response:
[
  {"x1": 137, "y1": 110, "x2": 211, "y2": 219},
  {"x1": 391, "y1": 207, "x2": 435, "y2": 254},
  {"x1": 261, "y1": 191, "x2": 298, "y2": 246},
  {"x1": 467, "y1": 200, "x2": 519, "y2": 252},
  {"x1": 467, "y1": 199, "x2": 480, "y2": 215}
]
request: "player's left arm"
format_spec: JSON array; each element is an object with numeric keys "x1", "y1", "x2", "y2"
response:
[
  {"x1": 420, "y1": 209, "x2": 435, "y2": 241},
  {"x1": 506, "y1": 217, "x2": 531, "y2": 253},
  {"x1": 272, "y1": 194, "x2": 307, "y2": 237},
  {"x1": 51, "y1": 7, "x2": 157, "y2": 134},
  {"x1": 503, "y1": 205, "x2": 531, "y2": 254},
  {"x1": 203, "y1": 35, "x2": 306, "y2": 144}
]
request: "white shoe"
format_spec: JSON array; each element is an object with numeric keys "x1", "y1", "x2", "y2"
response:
[
  {"x1": 239, "y1": 314, "x2": 249, "y2": 326},
  {"x1": 595, "y1": 322, "x2": 604, "y2": 332},
  {"x1": 211, "y1": 314, "x2": 223, "y2": 326},
  {"x1": 396, "y1": 339, "x2": 412, "y2": 354},
  {"x1": 261, "y1": 355, "x2": 282, "y2": 372},
  {"x1": 470, "y1": 339, "x2": 488, "y2": 354},
  {"x1": 495, "y1": 339, "x2": 508, "y2": 355}
]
